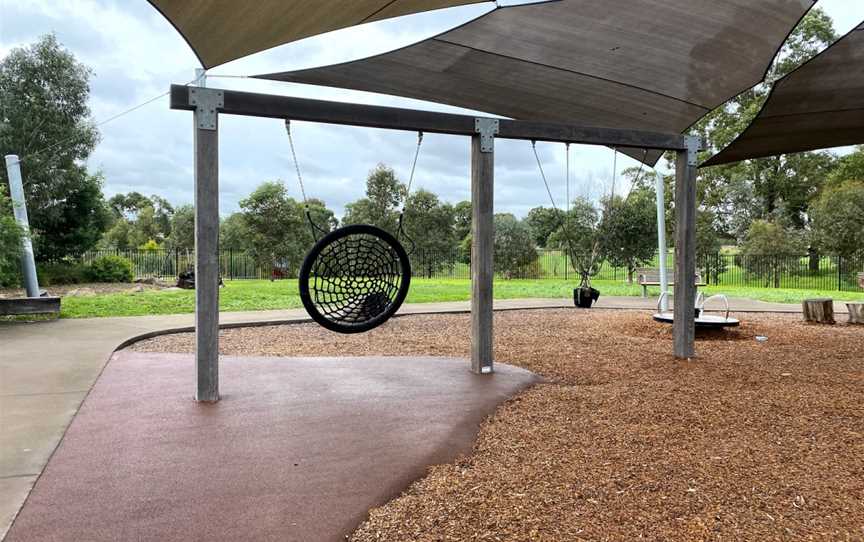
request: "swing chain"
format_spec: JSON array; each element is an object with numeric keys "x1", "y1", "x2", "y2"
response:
[
  {"x1": 531, "y1": 140, "x2": 582, "y2": 277},
  {"x1": 286, "y1": 119, "x2": 330, "y2": 241},
  {"x1": 397, "y1": 131, "x2": 423, "y2": 255}
]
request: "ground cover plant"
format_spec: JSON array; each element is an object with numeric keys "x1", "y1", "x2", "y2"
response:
[{"x1": 132, "y1": 309, "x2": 864, "y2": 540}]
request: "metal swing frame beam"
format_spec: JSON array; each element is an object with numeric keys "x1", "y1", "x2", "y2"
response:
[{"x1": 170, "y1": 85, "x2": 702, "y2": 402}]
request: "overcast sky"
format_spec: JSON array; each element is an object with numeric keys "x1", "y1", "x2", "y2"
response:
[{"x1": 1, "y1": 0, "x2": 862, "y2": 218}]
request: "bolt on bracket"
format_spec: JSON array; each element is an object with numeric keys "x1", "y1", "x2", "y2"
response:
[
  {"x1": 189, "y1": 87, "x2": 224, "y2": 131},
  {"x1": 684, "y1": 135, "x2": 703, "y2": 166},
  {"x1": 474, "y1": 118, "x2": 499, "y2": 153}
]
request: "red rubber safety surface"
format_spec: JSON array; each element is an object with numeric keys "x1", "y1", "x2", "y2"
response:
[{"x1": 6, "y1": 353, "x2": 537, "y2": 542}]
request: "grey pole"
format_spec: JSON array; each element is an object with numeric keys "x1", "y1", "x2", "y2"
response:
[
  {"x1": 470, "y1": 118, "x2": 498, "y2": 374},
  {"x1": 655, "y1": 171, "x2": 668, "y2": 312},
  {"x1": 4, "y1": 155, "x2": 40, "y2": 297},
  {"x1": 672, "y1": 137, "x2": 700, "y2": 358},
  {"x1": 189, "y1": 85, "x2": 223, "y2": 402}
]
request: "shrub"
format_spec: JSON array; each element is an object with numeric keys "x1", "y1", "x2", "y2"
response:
[
  {"x1": 37, "y1": 261, "x2": 89, "y2": 286},
  {"x1": 138, "y1": 239, "x2": 161, "y2": 251},
  {"x1": 86, "y1": 255, "x2": 134, "y2": 283}
]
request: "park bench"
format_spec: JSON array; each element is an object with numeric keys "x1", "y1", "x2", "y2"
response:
[
  {"x1": 636, "y1": 268, "x2": 706, "y2": 298},
  {"x1": 0, "y1": 296, "x2": 61, "y2": 317}
]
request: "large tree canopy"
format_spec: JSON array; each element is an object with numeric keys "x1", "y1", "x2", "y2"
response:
[
  {"x1": 810, "y1": 181, "x2": 864, "y2": 259},
  {"x1": 0, "y1": 34, "x2": 110, "y2": 258},
  {"x1": 342, "y1": 164, "x2": 405, "y2": 234},
  {"x1": 403, "y1": 189, "x2": 457, "y2": 278},
  {"x1": 598, "y1": 189, "x2": 658, "y2": 282}
]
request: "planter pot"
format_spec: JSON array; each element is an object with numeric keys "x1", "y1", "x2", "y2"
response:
[{"x1": 574, "y1": 287, "x2": 600, "y2": 308}]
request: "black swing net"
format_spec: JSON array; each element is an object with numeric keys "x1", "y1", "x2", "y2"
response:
[
  {"x1": 299, "y1": 224, "x2": 410, "y2": 333},
  {"x1": 286, "y1": 120, "x2": 419, "y2": 333}
]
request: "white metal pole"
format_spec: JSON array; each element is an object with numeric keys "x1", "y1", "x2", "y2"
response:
[
  {"x1": 655, "y1": 171, "x2": 668, "y2": 312},
  {"x1": 4, "y1": 155, "x2": 40, "y2": 298}
]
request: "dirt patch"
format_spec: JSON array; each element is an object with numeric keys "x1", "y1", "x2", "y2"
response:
[
  {"x1": 0, "y1": 282, "x2": 170, "y2": 298},
  {"x1": 132, "y1": 310, "x2": 864, "y2": 540}
]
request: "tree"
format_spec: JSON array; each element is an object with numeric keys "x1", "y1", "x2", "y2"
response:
[
  {"x1": 403, "y1": 189, "x2": 457, "y2": 278},
  {"x1": 108, "y1": 192, "x2": 152, "y2": 220},
  {"x1": 240, "y1": 182, "x2": 335, "y2": 278},
  {"x1": 598, "y1": 188, "x2": 657, "y2": 283},
  {"x1": 0, "y1": 34, "x2": 110, "y2": 258},
  {"x1": 810, "y1": 180, "x2": 864, "y2": 259},
  {"x1": 695, "y1": 209, "x2": 726, "y2": 283},
  {"x1": 453, "y1": 200, "x2": 472, "y2": 242},
  {"x1": 220, "y1": 213, "x2": 251, "y2": 250},
  {"x1": 100, "y1": 192, "x2": 177, "y2": 249},
  {"x1": 460, "y1": 214, "x2": 538, "y2": 278},
  {"x1": 492, "y1": 214, "x2": 537, "y2": 279},
  {"x1": 827, "y1": 146, "x2": 864, "y2": 187},
  {"x1": 525, "y1": 206, "x2": 565, "y2": 248},
  {"x1": 304, "y1": 197, "x2": 338, "y2": 234},
  {"x1": 342, "y1": 164, "x2": 405, "y2": 233},
  {"x1": 547, "y1": 197, "x2": 603, "y2": 286},
  {"x1": 739, "y1": 219, "x2": 807, "y2": 287},
  {"x1": 167, "y1": 204, "x2": 195, "y2": 252},
  {"x1": 0, "y1": 185, "x2": 24, "y2": 287}
]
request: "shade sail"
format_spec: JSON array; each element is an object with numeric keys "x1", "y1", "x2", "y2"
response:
[
  {"x1": 703, "y1": 23, "x2": 864, "y2": 167},
  {"x1": 258, "y1": 0, "x2": 814, "y2": 164},
  {"x1": 148, "y1": 0, "x2": 488, "y2": 68}
]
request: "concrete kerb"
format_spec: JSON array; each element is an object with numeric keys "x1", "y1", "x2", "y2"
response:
[{"x1": 109, "y1": 301, "x2": 852, "y2": 353}]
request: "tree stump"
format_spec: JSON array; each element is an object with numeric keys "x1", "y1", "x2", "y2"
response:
[
  {"x1": 802, "y1": 298, "x2": 835, "y2": 324},
  {"x1": 847, "y1": 302, "x2": 864, "y2": 325}
]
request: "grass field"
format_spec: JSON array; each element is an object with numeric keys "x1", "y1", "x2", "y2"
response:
[{"x1": 56, "y1": 278, "x2": 864, "y2": 318}]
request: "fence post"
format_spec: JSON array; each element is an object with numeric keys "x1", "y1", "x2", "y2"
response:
[{"x1": 837, "y1": 255, "x2": 842, "y2": 292}]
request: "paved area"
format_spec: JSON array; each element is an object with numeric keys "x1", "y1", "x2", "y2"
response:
[
  {"x1": 0, "y1": 295, "x2": 850, "y2": 539},
  {"x1": 5, "y1": 353, "x2": 537, "y2": 542}
]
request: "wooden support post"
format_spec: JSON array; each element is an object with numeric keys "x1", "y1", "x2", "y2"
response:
[
  {"x1": 191, "y1": 87, "x2": 223, "y2": 402},
  {"x1": 470, "y1": 119, "x2": 497, "y2": 374},
  {"x1": 673, "y1": 138, "x2": 699, "y2": 359}
]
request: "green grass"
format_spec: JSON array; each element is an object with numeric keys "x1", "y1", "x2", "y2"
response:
[{"x1": 57, "y1": 278, "x2": 864, "y2": 318}]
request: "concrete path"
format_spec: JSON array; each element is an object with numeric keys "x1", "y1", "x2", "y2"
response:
[{"x1": 0, "y1": 295, "x2": 844, "y2": 539}]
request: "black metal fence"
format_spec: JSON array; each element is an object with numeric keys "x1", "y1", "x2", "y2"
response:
[{"x1": 52, "y1": 248, "x2": 864, "y2": 292}]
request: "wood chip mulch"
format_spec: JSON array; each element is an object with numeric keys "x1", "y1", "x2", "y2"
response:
[{"x1": 131, "y1": 310, "x2": 864, "y2": 541}]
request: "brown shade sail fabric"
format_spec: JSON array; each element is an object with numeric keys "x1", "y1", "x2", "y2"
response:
[
  {"x1": 258, "y1": 0, "x2": 814, "y2": 164},
  {"x1": 147, "y1": 0, "x2": 488, "y2": 68},
  {"x1": 703, "y1": 23, "x2": 864, "y2": 167}
]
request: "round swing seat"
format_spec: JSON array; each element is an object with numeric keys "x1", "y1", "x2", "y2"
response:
[
  {"x1": 651, "y1": 293, "x2": 740, "y2": 328},
  {"x1": 298, "y1": 224, "x2": 411, "y2": 334},
  {"x1": 652, "y1": 312, "x2": 740, "y2": 328}
]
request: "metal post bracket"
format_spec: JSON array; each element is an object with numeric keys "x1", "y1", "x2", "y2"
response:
[
  {"x1": 189, "y1": 87, "x2": 224, "y2": 131},
  {"x1": 474, "y1": 117, "x2": 499, "y2": 153},
  {"x1": 684, "y1": 135, "x2": 703, "y2": 166}
]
